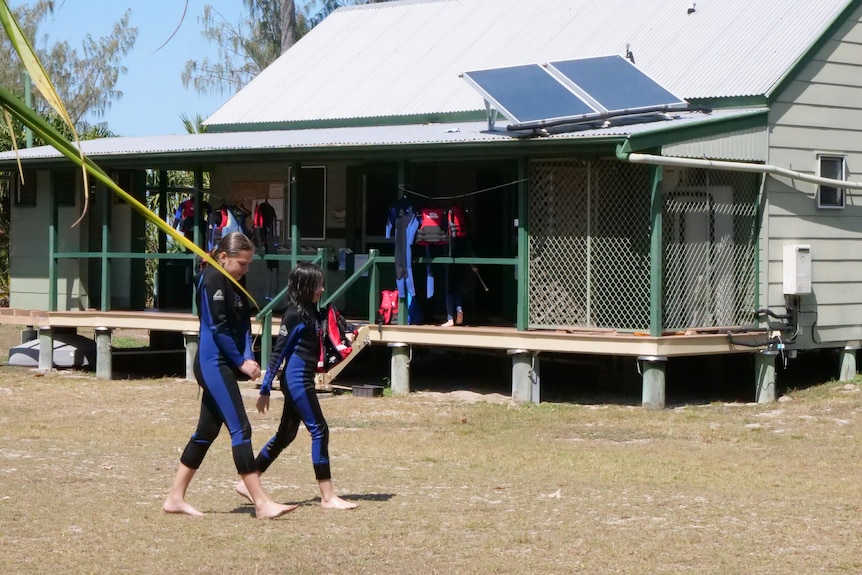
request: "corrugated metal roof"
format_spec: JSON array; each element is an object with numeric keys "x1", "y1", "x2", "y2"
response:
[
  {"x1": 0, "y1": 109, "x2": 763, "y2": 162},
  {"x1": 205, "y1": 0, "x2": 854, "y2": 129}
]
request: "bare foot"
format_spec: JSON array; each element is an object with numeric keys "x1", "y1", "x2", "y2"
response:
[
  {"x1": 439, "y1": 319, "x2": 454, "y2": 327},
  {"x1": 235, "y1": 480, "x2": 253, "y2": 504},
  {"x1": 321, "y1": 496, "x2": 359, "y2": 510},
  {"x1": 455, "y1": 310, "x2": 463, "y2": 325},
  {"x1": 163, "y1": 498, "x2": 204, "y2": 517},
  {"x1": 255, "y1": 501, "x2": 298, "y2": 520}
]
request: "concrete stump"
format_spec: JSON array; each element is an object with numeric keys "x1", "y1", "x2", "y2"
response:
[
  {"x1": 389, "y1": 343, "x2": 410, "y2": 396},
  {"x1": 755, "y1": 350, "x2": 778, "y2": 403},
  {"x1": 508, "y1": 349, "x2": 537, "y2": 403},
  {"x1": 839, "y1": 346, "x2": 859, "y2": 382},
  {"x1": 95, "y1": 327, "x2": 112, "y2": 380},
  {"x1": 183, "y1": 331, "x2": 199, "y2": 382},
  {"x1": 38, "y1": 327, "x2": 53, "y2": 372},
  {"x1": 639, "y1": 355, "x2": 667, "y2": 409}
]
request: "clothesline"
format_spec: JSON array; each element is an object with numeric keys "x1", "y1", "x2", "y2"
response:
[{"x1": 398, "y1": 177, "x2": 528, "y2": 201}]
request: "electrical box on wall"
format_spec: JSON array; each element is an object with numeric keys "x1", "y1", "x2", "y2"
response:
[{"x1": 783, "y1": 244, "x2": 812, "y2": 295}]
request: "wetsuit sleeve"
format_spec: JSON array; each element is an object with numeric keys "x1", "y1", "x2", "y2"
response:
[
  {"x1": 243, "y1": 331, "x2": 255, "y2": 363},
  {"x1": 200, "y1": 272, "x2": 247, "y2": 369},
  {"x1": 259, "y1": 310, "x2": 306, "y2": 396}
]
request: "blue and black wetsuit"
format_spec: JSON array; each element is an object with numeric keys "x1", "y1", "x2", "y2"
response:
[
  {"x1": 179, "y1": 265, "x2": 257, "y2": 475},
  {"x1": 257, "y1": 306, "x2": 332, "y2": 480}
]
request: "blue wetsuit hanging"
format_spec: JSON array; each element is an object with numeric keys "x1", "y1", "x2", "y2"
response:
[{"x1": 385, "y1": 198, "x2": 419, "y2": 299}]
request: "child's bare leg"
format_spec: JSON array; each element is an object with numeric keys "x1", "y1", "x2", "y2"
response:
[
  {"x1": 241, "y1": 471, "x2": 298, "y2": 519},
  {"x1": 319, "y1": 479, "x2": 359, "y2": 510},
  {"x1": 235, "y1": 478, "x2": 253, "y2": 503},
  {"x1": 163, "y1": 463, "x2": 204, "y2": 516}
]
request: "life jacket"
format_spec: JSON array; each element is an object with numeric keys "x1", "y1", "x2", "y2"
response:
[
  {"x1": 447, "y1": 205, "x2": 467, "y2": 238},
  {"x1": 414, "y1": 207, "x2": 450, "y2": 245},
  {"x1": 318, "y1": 305, "x2": 355, "y2": 372},
  {"x1": 378, "y1": 290, "x2": 399, "y2": 324}
]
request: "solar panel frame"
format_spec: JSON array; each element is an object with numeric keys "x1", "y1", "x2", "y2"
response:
[
  {"x1": 546, "y1": 55, "x2": 688, "y2": 114},
  {"x1": 462, "y1": 64, "x2": 601, "y2": 125}
]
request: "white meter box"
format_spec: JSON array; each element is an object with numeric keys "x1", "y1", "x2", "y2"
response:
[{"x1": 782, "y1": 244, "x2": 811, "y2": 295}]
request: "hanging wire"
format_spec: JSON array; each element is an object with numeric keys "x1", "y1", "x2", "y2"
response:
[{"x1": 398, "y1": 177, "x2": 529, "y2": 201}]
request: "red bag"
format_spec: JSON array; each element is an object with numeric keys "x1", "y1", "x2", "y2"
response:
[{"x1": 378, "y1": 290, "x2": 399, "y2": 324}]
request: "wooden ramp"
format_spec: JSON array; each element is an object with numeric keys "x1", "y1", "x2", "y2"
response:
[{"x1": 315, "y1": 324, "x2": 372, "y2": 390}]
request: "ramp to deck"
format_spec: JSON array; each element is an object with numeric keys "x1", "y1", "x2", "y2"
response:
[{"x1": 315, "y1": 324, "x2": 372, "y2": 388}]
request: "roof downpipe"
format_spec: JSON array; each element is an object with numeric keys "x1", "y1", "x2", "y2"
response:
[{"x1": 616, "y1": 150, "x2": 862, "y2": 190}]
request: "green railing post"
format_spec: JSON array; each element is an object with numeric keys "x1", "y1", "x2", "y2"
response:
[
  {"x1": 649, "y1": 164, "x2": 664, "y2": 337},
  {"x1": 516, "y1": 158, "x2": 529, "y2": 331},
  {"x1": 261, "y1": 313, "x2": 273, "y2": 371},
  {"x1": 368, "y1": 249, "x2": 380, "y2": 324},
  {"x1": 48, "y1": 180, "x2": 58, "y2": 311},
  {"x1": 101, "y1": 183, "x2": 110, "y2": 312},
  {"x1": 290, "y1": 163, "x2": 299, "y2": 271}
]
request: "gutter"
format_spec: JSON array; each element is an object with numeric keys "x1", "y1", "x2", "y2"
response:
[{"x1": 616, "y1": 148, "x2": 862, "y2": 190}]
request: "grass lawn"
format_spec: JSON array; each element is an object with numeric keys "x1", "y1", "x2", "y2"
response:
[{"x1": 1, "y1": 325, "x2": 861, "y2": 574}]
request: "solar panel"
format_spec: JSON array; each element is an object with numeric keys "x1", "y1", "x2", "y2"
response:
[
  {"x1": 546, "y1": 55, "x2": 687, "y2": 114},
  {"x1": 462, "y1": 64, "x2": 599, "y2": 125}
]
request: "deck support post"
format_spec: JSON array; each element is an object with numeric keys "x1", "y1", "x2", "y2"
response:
[
  {"x1": 389, "y1": 343, "x2": 410, "y2": 396},
  {"x1": 95, "y1": 327, "x2": 112, "y2": 380},
  {"x1": 639, "y1": 355, "x2": 667, "y2": 409},
  {"x1": 755, "y1": 349, "x2": 778, "y2": 403},
  {"x1": 508, "y1": 349, "x2": 538, "y2": 403},
  {"x1": 183, "y1": 331, "x2": 200, "y2": 382},
  {"x1": 38, "y1": 327, "x2": 53, "y2": 372},
  {"x1": 839, "y1": 346, "x2": 859, "y2": 382},
  {"x1": 21, "y1": 327, "x2": 37, "y2": 343}
]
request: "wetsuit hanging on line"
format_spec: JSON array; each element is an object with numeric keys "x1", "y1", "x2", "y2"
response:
[{"x1": 386, "y1": 198, "x2": 419, "y2": 299}]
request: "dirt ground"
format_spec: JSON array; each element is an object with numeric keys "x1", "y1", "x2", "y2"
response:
[
  {"x1": 2, "y1": 324, "x2": 862, "y2": 574},
  {"x1": 2, "y1": 323, "x2": 862, "y2": 573}
]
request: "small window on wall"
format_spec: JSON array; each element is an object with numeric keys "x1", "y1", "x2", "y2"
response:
[
  {"x1": 817, "y1": 155, "x2": 846, "y2": 209},
  {"x1": 14, "y1": 171, "x2": 36, "y2": 206},
  {"x1": 287, "y1": 165, "x2": 326, "y2": 240},
  {"x1": 53, "y1": 170, "x2": 76, "y2": 206}
]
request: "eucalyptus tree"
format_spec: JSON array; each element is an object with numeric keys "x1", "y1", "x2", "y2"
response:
[
  {"x1": 183, "y1": 0, "x2": 393, "y2": 97},
  {"x1": 1, "y1": 0, "x2": 137, "y2": 132}
]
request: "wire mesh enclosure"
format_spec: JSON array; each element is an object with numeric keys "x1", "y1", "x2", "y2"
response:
[
  {"x1": 663, "y1": 168, "x2": 759, "y2": 330},
  {"x1": 528, "y1": 160, "x2": 651, "y2": 330},
  {"x1": 528, "y1": 160, "x2": 759, "y2": 331}
]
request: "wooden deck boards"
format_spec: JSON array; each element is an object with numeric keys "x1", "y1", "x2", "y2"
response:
[{"x1": 2, "y1": 309, "x2": 767, "y2": 358}]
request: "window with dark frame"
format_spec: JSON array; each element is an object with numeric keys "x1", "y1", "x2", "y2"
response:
[
  {"x1": 817, "y1": 155, "x2": 846, "y2": 209},
  {"x1": 14, "y1": 171, "x2": 36, "y2": 206},
  {"x1": 53, "y1": 170, "x2": 76, "y2": 207},
  {"x1": 287, "y1": 165, "x2": 326, "y2": 240}
]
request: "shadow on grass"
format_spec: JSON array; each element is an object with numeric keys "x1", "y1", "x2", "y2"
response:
[{"x1": 228, "y1": 492, "x2": 395, "y2": 514}]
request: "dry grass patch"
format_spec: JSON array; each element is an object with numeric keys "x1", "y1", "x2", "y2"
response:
[{"x1": 1, "y1": 364, "x2": 862, "y2": 574}]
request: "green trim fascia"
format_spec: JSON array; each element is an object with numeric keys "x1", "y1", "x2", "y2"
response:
[
  {"x1": 0, "y1": 138, "x2": 627, "y2": 171},
  {"x1": 622, "y1": 109, "x2": 768, "y2": 154},
  {"x1": 205, "y1": 111, "x2": 488, "y2": 133},
  {"x1": 768, "y1": 0, "x2": 862, "y2": 105},
  {"x1": 687, "y1": 95, "x2": 769, "y2": 109}
]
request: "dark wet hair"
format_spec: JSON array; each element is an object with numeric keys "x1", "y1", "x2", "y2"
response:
[{"x1": 286, "y1": 263, "x2": 324, "y2": 320}]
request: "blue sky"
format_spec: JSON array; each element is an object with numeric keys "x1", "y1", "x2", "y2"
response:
[{"x1": 14, "y1": 0, "x2": 252, "y2": 136}]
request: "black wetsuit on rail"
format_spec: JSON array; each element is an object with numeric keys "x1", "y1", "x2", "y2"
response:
[
  {"x1": 256, "y1": 306, "x2": 332, "y2": 480},
  {"x1": 179, "y1": 265, "x2": 257, "y2": 475}
]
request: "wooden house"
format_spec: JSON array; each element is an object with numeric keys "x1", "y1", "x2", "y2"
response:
[{"x1": 2, "y1": 0, "x2": 862, "y2": 405}]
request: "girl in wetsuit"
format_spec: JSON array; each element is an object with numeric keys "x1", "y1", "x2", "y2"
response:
[
  {"x1": 236, "y1": 262, "x2": 358, "y2": 510},
  {"x1": 164, "y1": 232, "x2": 295, "y2": 520}
]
